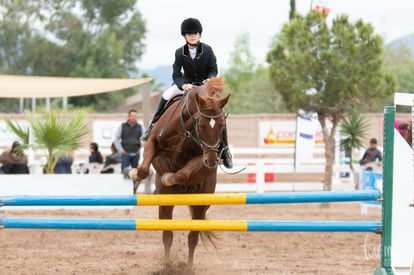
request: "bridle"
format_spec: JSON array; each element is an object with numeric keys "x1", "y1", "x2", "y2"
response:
[{"x1": 179, "y1": 91, "x2": 224, "y2": 155}]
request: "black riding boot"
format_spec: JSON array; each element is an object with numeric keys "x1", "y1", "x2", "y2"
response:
[
  {"x1": 141, "y1": 98, "x2": 168, "y2": 141},
  {"x1": 220, "y1": 126, "x2": 233, "y2": 169}
]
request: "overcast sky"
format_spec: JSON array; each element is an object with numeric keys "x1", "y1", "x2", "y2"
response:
[{"x1": 136, "y1": 0, "x2": 413, "y2": 71}]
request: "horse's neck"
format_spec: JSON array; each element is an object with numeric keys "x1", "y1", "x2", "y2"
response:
[
  {"x1": 183, "y1": 91, "x2": 199, "y2": 115},
  {"x1": 158, "y1": 93, "x2": 197, "y2": 137}
]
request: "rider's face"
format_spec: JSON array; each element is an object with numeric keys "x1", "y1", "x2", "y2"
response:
[{"x1": 184, "y1": 32, "x2": 200, "y2": 47}]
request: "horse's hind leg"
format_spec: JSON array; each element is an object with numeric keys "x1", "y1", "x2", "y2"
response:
[
  {"x1": 187, "y1": 205, "x2": 209, "y2": 268},
  {"x1": 159, "y1": 205, "x2": 174, "y2": 264}
]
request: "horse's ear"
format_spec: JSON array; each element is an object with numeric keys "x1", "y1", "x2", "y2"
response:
[{"x1": 219, "y1": 94, "x2": 231, "y2": 108}]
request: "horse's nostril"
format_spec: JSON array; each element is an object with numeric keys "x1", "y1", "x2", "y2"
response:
[{"x1": 203, "y1": 158, "x2": 218, "y2": 168}]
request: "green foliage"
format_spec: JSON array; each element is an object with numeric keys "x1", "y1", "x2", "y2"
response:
[
  {"x1": 225, "y1": 33, "x2": 256, "y2": 92},
  {"x1": 3, "y1": 117, "x2": 30, "y2": 148},
  {"x1": 289, "y1": 0, "x2": 296, "y2": 20},
  {"x1": 224, "y1": 33, "x2": 287, "y2": 114},
  {"x1": 340, "y1": 113, "x2": 370, "y2": 154},
  {"x1": 383, "y1": 45, "x2": 414, "y2": 112},
  {"x1": 339, "y1": 112, "x2": 369, "y2": 189},
  {"x1": 267, "y1": 11, "x2": 397, "y2": 116},
  {"x1": 266, "y1": 11, "x2": 397, "y2": 190},
  {"x1": 4, "y1": 111, "x2": 88, "y2": 173},
  {"x1": 0, "y1": 0, "x2": 146, "y2": 112}
]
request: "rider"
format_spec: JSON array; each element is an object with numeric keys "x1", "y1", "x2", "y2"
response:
[{"x1": 141, "y1": 17, "x2": 233, "y2": 169}]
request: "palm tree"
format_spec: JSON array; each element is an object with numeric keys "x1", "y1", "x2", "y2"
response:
[
  {"x1": 4, "y1": 110, "x2": 88, "y2": 174},
  {"x1": 339, "y1": 114, "x2": 370, "y2": 189}
]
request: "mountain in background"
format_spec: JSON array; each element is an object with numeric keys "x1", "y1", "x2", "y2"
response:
[
  {"x1": 141, "y1": 65, "x2": 172, "y2": 91},
  {"x1": 386, "y1": 33, "x2": 414, "y2": 55}
]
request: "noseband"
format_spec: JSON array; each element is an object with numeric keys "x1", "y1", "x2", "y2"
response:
[{"x1": 194, "y1": 110, "x2": 224, "y2": 153}]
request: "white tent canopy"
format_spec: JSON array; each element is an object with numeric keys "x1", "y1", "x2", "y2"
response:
[{"x1": 0, "y1": 74, "x2": 153, "y2": 98}]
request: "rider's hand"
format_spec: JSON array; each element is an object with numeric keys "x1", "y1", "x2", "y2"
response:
[
  {"x1": 128, "y1": 168, "x2": 137, "y2": 180},
  {"x1": 202, "y1": 78, "x2": 210, "y2": 84},
  {"x1": 181, "y1": 84, "x2": 193, "y2": 91}
]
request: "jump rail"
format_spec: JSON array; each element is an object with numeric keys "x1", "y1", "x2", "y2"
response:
[
  {"x1": 0, "y1": 218, "x2": 382, "y2": 232},
  {"x1": 0, "y1": 190, "x2": 381, "y2": 206}
]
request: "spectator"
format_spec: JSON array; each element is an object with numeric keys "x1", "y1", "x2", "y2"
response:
[
  {"x1": 88, "y1": 142, "x2": 104, "y2": 164},
  {"x1": 398, "y1": 122, "x2": 409, "y2": 139},
  {"x1": 114, "y1": 109, "x2": 145, "y2": 177},
  {"x1": 359, "y1": 138, "x2": 383, "y2": 171},
  {"x1": 0, "y1": 141, "x2": 29, "y2": 174},
  {"x1": 53, "y1": 152, "x2": 74, "y2": 174},
  {"x1": 101, "y1": 142, "x2": 122, "y2": 174},
  {"x1": 77, "y1": 142, "x2": 104, "y2": 174}
]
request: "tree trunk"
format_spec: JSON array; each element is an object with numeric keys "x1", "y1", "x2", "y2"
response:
[
  {"x1": 323, "y1": 135, "x2": 334, "y2": 191},
  {"x1": 348, "y1": 155, "x2": 359, "y2": 190},
  {"x1": 319, "y1": 116, "x2": 338, "y2": 191}
]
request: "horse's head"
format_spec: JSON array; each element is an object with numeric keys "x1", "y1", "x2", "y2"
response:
[{"x1": 194, "y1": 92, "x2": 231, "y2": 168}]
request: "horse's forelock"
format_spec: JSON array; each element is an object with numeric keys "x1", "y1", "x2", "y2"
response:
[
  {"x1": 206, "y1": 77, "x2": 224, "y2": 98},
  {"x1": 198, "y1": 94, "x2": 223, "y2": 111}
]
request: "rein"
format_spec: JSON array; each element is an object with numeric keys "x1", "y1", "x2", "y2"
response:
[
  {"x1": 170, "y1": 91, "x2": 224, "y2": 164},
  {"x1": 182, "y1": 91, "x2": 224, "y2": 148}
]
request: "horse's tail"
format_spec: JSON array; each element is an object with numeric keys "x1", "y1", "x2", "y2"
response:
[{"x1": 200, "y1": 231, "x2": 221, "y2": 252}]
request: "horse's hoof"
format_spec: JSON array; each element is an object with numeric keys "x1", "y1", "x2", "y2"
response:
[{"x1": 161, "y1": 172, "x2": 175, "y2": 186}]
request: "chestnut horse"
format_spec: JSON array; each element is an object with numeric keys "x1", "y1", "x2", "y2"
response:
[{"x1": 134, "y1": 76, "x2": 230, "y2": 267}]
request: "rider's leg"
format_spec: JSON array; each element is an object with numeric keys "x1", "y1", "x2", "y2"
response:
[
  {"x1": 141, "y1": 85, "x2": 183, "y2": 141},
  {"x1": 219, "y1": 125, "x2": 233, "y2": 169},
  {"x1": 140, "y1": 97, "x2": 167, "y2": 141}
]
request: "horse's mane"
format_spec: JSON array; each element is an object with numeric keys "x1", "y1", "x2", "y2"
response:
[{"x1": 204, "y1": 76, "x2": 225, "y2": 98}]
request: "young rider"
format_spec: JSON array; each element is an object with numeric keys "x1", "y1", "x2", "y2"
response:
[{"x1": 140, "y1": 18, "x2": 233, "y2": 169}]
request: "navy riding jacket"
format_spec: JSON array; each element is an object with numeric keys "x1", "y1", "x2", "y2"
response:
[{"x1": 172, "y1": 42, "x2": 218, "y2": 90}]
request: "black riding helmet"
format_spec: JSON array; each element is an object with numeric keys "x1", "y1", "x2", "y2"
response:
[{"x1": 181, "y1": 18, "x2": 203, "y2": 35}]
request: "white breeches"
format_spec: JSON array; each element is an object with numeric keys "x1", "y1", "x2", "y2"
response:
[{"x1": 162, "y1": 85, "x2": 183, "y2": 100}]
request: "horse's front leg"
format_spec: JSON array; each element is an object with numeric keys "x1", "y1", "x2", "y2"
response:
[
  {"x1": 136, "y1": 139, "x2": 157, "y2": 179},
  {"x1": 159, "y1": 205, "x2": 174, "y2": 265},
  {"x1": 187, "y1": 205, "x2": 210, "y2": 268},
  {"x1": 161, "y1": 156, "x2": 204, "y2": 186}
]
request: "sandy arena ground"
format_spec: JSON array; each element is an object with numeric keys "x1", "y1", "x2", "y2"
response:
[{"x1": 0, "y1": 201, "x2": 382, "y2": 275}]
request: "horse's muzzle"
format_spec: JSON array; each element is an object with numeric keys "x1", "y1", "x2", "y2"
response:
[{"x1": 203, "y1": 157, "x2": 219, "y2": 168}]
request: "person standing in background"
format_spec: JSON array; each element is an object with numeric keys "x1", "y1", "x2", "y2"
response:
[{"x1": 114, "y1": 109, "x2": 145, "y2": 177}]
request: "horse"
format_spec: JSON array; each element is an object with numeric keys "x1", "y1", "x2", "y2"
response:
[{"x1": 132, "y1": 76, "x2": 230, "y2": 268}]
